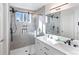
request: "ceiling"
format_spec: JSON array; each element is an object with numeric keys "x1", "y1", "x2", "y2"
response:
[{"x1": 10, "y1": 3, "x2": 49, "y2": 10}]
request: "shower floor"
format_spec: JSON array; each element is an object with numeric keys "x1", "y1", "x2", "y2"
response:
[{"x1": 10, "y1": 44, "x2": 36, "y2": 55}]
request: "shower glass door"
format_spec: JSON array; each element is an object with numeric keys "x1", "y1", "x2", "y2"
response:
[{"x1": 10, "y1": 11, "x2": 33, "y2": 50}]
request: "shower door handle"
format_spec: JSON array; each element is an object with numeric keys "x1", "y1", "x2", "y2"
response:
[{"x1": 10, "y1": 28, "x2": 13, "y2": 42}]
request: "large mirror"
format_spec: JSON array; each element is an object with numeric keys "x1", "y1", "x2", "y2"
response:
[
  {"x1": 46, "y1": 7, "x2": 75, "y2": 39},
  {"x1": 35, "y1": 5, "x2": 79, "y2": 40}
]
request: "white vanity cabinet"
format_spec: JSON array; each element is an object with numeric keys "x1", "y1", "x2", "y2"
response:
[{"x1": 35, "y1": 39, "x2": 65, "y2": 55}]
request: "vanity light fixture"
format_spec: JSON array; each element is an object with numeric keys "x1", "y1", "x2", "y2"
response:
[{"x1": 50, "y1": 3, "x2": 69, "y2": 11}]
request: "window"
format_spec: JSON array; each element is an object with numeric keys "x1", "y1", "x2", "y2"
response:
[{"x1": 15, "y1": 12, "x2": 32, "y2": 23}]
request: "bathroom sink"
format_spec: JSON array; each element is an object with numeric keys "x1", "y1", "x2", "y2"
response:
[
  {"x1": 45, "y1": 34, "x2": 58, "y2": 44},
  {"x1": 37, "y1": 35, "x2": 79, "y2": 55},
  {"x1": 47, "y1": 38, "x2": 58, "y2": 44},
  {"x1": 56, "y1": 43, "x2": 79, "y2": 55}
]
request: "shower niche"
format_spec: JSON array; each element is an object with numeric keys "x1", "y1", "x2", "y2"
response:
[{"x1": 46, "y1": 12, "x2": 61, "y2": 35}]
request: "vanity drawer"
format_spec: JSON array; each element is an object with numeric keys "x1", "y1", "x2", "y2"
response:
[
  {"x1": 45, "y1": 46, "x2": 65, "y2": 55},
  {"x1": 42, "y1": 42, "x2": 65, "y2": 55}
]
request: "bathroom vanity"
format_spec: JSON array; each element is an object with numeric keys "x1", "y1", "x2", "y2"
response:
[
  {"x1": 35, "y1": 34, "x2": 79, "y2": 55},
  {"x1": 35, "y1": 37, "x2": 65, "y2": 55}
]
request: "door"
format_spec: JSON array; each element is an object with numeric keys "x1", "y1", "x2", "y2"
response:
[
  {"x1": 0, "y1": 3, "x2": 3, "y2": 55},
  {"x1": 10, "y1": 11, "x2": 35, "y2": 50}
]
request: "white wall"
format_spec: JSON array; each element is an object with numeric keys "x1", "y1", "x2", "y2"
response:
[
  {"x1": 0, "y1": 3, "x2": 3, "y2": 55},
  {"x1": 3, "y1": 3, "x2": 10, "y2": 55},
  {"x1": 0, "y1": 3, "x2": 10, "y2": 55},
  {"x1": 0, "y1": 4, "x2": 3, "y2": 41}
]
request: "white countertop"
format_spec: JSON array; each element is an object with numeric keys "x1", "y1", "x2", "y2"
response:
[{"x1": 36, "y1": 35, "x2": 79, "y2": 55}]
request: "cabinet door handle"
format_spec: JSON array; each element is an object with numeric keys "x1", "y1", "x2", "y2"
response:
[{"x1": 44, "y1": 47, "x2": 49, "y2": 50}]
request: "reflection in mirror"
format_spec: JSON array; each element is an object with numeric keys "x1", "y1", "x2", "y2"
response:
[
  {"x1": 46, "y1": 12, "x2": 61, "y2": 36},
  {"x1": 33, "y1": 15, "x2": 45, "y2": 37}
]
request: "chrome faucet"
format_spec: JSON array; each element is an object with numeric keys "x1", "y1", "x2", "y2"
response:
[
  {"x1": 64, "y1": 38, "x2": 79, "y2": 47},
  {"x1": 64, "y1": 40, "x2": 71, "y2": 45},
  {"x1": 64, "y1": 38, "x2": 74, "y2": 46}
]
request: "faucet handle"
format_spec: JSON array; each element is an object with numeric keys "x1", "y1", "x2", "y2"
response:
[
  {"x1": 64, "y1": 40, "x2": 71, "y2": 46},
  {"x1": 64, "y1": 41, "x2": 66, "y2": 44}
]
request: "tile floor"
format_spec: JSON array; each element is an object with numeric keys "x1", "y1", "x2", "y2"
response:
[{"x1": 10, "y1": 44, "x2": 36, "y2": 55}]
